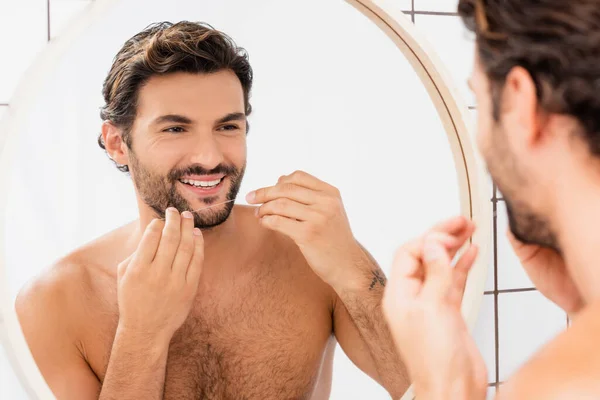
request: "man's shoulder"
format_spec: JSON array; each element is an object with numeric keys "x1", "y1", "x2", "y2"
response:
[
  {"x1": 16, "y1": 251, "x2": 99, "y2": 321},
  {"x1": 18, "y1": 219, "x2": 135, "y2": 309},
  {"x1": 15, "y1": 220, "x2": 131, "y2": 327},
  {"x1": 499, "y1": 302, "x2": 600, "y2": 400}
]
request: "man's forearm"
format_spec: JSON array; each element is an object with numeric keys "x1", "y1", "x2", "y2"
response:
[
  {"x1": 333, "y1": 246, "x2": 410, "y2": 398},
  {"x1": 99, "y1": 325, "x2": 170, "y2": 400}
]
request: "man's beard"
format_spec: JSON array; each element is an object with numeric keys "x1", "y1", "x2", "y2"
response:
[
  {"x1": 504, "y1": 197, "x2": 559, "y2": 251},
  {"x1": 129, "y1": 150, "x2": 245, "y2": 229},
  {"x1": 487, "y1": 122, "x2": 560, "y2": 252}
]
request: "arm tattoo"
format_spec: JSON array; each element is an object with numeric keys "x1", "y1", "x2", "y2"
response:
[{"x1": 369, "y1": 269, "x2": 387, "y2": 290}]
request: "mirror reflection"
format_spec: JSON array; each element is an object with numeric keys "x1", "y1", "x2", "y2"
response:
[{"x1": 4, "y1": 0, "x2": 461, "y2": 398}]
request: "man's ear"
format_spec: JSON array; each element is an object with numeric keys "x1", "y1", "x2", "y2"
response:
[
  {"x1": 101, "y1": 121, "x2": 129, "y2": 166},
  {"x1": 501, "y1": 66, "x2": 542, "y2": 150}
]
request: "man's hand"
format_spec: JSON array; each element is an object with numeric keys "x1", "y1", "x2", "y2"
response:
[
  {"x1": 382, "y1": 216, "x2": 487, "y2": 400},
  {"x1": 117, "y1": 208, "x2": 204, "y2": 345},
  {"x1": 507, "y1": 230, "x2": 584, "y2": 316},
  {"x1": 246, "y1": 170, "x2": 360, "y2": 287}
]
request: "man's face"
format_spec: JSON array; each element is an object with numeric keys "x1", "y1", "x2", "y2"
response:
[
  {"x1": 470, "y1": 54, "x2": 558, "y2": 250},
  {"x1": 126, "y1": 70, "x2": 247, "y2": 229}
]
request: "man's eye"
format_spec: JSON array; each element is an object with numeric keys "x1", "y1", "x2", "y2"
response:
[
  {"x1": 219, "y1": 124, "x2": 240, "y2": 132},
  {"x1": 164, "y1": 126, "x2": 186, "y2": 134}
]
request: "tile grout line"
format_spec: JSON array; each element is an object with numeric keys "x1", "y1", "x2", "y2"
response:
[
  {"x1": 411, "y1": 0, "x2": 415, "y2": 23},
  {"x1": 492, "y1": 182, "x2": 500, "y2": 386},
  {"x1": 484, "y1": 288, "x2": 537, "y2": 295},
  {"x1": 413, "y1": 11, "x2": 459, "y2": 16},
  {"x1": 47, "y1": 0, "x2": 51, "y2": 42}
]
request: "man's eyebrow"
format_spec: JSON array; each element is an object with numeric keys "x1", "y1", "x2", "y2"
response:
[
  {"x1": 216, "y1": 112, "x2": 246, "y2": 124},
  {"x1": 152, "y1": 114, "x2": 194, "y2": 125}
]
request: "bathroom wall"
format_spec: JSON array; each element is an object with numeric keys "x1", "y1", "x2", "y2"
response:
[{"x1": 0, "y1": 1, "x2": 568, "y2": 399}]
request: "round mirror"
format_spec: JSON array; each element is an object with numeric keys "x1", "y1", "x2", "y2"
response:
[{"x1": 0, "y1": 0, "x2": 489, "y2": 399}]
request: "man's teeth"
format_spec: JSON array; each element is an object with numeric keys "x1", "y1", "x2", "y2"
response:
[{"x1": 180, "y1": 178, "x2": 223, "y2": 188}]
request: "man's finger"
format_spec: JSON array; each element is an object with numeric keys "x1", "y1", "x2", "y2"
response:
[
  {"x1": 428, "y1": 230, "x2": 472, "y2": 261},
  {"x1": 247, "y1": 183, "x2": 323, "y2": 206},
  {"x1": 153, "y1": 208, "x2": 182, "y2": 269},
  {"x1": 389, "y1": 247, "x2": 424, "y2": 300},
  {"x1": 131, "y1": 218, "x2": 165, "y2": 267},
  {"x1": 186, "y1": 228, "x2": 204, "y2": 286},
  {"x1": 430, "y1": 216, "x2": 474, "y2": 237},
  {"x1": 172, "y1": 211, "x2": 196, "y2": 280},
  {"x1": 425, "y1": 217, "x2": 475, "y2": 262},
  {"x1": 259, "y1": 215, "x2": 301, "y2": 239},
  {"x1": 256, "y1": 198, "x2": 317, "y2": 222},
  {"x1": 421, "y1": 235, "x2": 454, "y2": 298},
  {"x1": 402, "y1": 231, "x2": 462, "y2": 260},
  {"x1": 278, "y1": 170, "x2": 336, "y2": 193},
  {"x1": 117, "y1": 252, "x2": 135, "y2": 278},
  {"x1": 452, "y1": 245, "x2": 479, "y2": 306}
]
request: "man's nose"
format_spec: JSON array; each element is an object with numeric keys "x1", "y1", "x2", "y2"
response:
[{"x1": 188, "y1": 135, "x2": 225, "y2": 170}]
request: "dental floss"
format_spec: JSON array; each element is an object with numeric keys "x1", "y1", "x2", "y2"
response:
[{"x1": 187, "y1": 199, "x2": 235, "y2": 213}]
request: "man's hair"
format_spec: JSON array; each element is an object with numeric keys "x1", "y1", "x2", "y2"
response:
[
  {"x1": 99, "y1": 21, "x2": 254, "y2": 172},
  {"x1": 458, "y1": 0, "x2": 600, "y2": 155}
]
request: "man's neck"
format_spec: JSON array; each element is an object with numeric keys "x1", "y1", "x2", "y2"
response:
[{"x1": 555, "y1": 171, "x2": 600, "y2": 304}]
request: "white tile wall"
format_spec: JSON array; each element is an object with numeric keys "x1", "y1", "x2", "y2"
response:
[
  {"x1": 472, "y1": 295, "x2": 496, "y2": 383},
  {"x1": 0, "y1": 0, "x2": 49, "y2": 397},
  {"x1": 498, "y1": 291, "x2": 566, "y2": 381},
  {"x1": 49, "y1": 0, "x2": 92, "y2": 39},
  {"x1": 415, "y1": 0, "x2": 459, "y2": 12},
  {"x1": 485, "y1": 205, "x2": 495, "y2": 292},
  {"x1": 466, "y1": 109, "x2": 495, "y2": 292},
  {"x1": 0, "y1": 0, "x2": 572, "y2": 398},
  {"x1": 397, "y1": 0, "x2": 412, "y2": 11},
  {"x1": 412, "y1": 14, "x2": 475, "y2": 106},
  {"x1": 467, "y1": 109, "x2": 494, "y2": 199},
  {"x1": 0, "y1": 0, "x2": 48, "y2": 103},
  {"x1": 0, "y1": 339, "x2": 28, "y2": 399}
]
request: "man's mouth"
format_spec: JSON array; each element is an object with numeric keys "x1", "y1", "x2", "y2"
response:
[{"x1": 178, "y1": 177, "x2": 225, "y2": 190}]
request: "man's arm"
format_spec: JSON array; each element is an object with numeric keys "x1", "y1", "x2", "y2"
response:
[
  {"x1": 331, "y1": 244, "x2": 410, "y2": 399},
  {"x1": 98, "y1": 327, "x2": 170, "y2": 400},
  {"x1": 247, "y1": 171, "x2": 411, "y2": 398}
]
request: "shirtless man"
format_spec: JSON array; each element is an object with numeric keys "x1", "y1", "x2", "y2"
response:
[
  {"x1": 381, "y1": 0, "x2": 600, "y2": 398},
  {"x1": 15, "y1": 21, "x2": 409, "y2": 400}
]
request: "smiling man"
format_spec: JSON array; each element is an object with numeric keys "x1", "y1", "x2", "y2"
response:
[{"x1": 15, "y1": 21, "x2": 409, "y2": 400}]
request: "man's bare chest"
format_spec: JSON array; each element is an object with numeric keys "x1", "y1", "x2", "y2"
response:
[
  {"x1": 88, "y1": 274, "x2": 333, "y2": 400},
  {"x1": 162, "y1": 308, "x2": 331, "y2": 400}
]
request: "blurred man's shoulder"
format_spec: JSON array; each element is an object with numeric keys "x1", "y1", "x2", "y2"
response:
[{"x1": 498, "y1": 302, "x2": 600, "y2": 400}]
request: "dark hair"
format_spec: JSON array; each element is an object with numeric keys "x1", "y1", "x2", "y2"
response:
[
  {"x1": 458, "y1": 0, "x2": 600, "y2": 155},
  {"x1": 99, "y1": 21, "x2": 254, "y2": 172}
]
